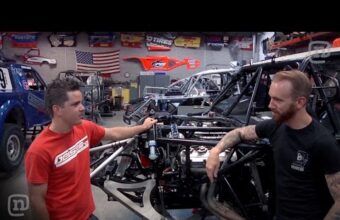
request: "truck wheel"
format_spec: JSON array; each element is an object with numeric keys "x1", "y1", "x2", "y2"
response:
[
  {"x1": 99, "y1": 103, "x2": 110, "y2": 113},
  {"x1": 0, "y1": 124, "x2": 25, "y2": 172}
]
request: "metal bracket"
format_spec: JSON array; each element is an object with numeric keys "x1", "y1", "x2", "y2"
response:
[{"x1": 104, "y1": 179, "x2": 172, "y2": 220}]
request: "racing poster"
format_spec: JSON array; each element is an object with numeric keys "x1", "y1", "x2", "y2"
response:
[
  {"x1": 88, "y1": 32, "x2": 117, "y2": 47},
  {"x1": 10, "y1": 33, "x2": 39, "y2": 48},
  {"x1": 120, "y1": 33, "x2": 144, "y2": 48},
  {"x1": 174, "y1": 36, "x2": 201, "y2": 48},
  {"x1": 145, "y1": 34, "x2": 174, "y2": 51}
]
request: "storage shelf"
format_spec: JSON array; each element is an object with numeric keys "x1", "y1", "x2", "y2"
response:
[{"x1": 269, "y1": 32, "x2": 333, "y2": 50}]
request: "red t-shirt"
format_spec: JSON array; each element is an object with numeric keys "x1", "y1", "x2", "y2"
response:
[{"x1": 25, "y1": 120, "x2": 105, "y2": 220}]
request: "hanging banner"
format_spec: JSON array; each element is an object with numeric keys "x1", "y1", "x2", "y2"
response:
[
  {"x1": 206, "y1": 35, "x2": 225, "y2": 50},
  {"x1": 10, "y1": 33, "x2": 39, "y2": 48},
  {"x1": 145, "y1": 34, "x2": 173, "y2": 51},
  {"x1": 48, "y1": 32, "x2": 77, "y2": 47},
  {"x1": 120, "y1": 33, "x2": 144, "y2": 48},
  {"x1": 174, "y1": 36, "x2": 201, "y2": 48},
  {"x1": 88, "y1": 32, "x2": 116, "y2": 47}
]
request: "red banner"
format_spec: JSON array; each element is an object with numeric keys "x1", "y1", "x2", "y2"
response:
[{"x1": 10, "y1": 33, "x2": 38, "y2": 48}]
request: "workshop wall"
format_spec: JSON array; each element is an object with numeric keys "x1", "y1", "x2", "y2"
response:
[{"x1": 1, "y1": 32, "x2": 253, "y2": 83}]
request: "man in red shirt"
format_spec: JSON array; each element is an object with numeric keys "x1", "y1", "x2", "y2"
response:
[{"x1": 25, "y1": 78, "x2": 157, "y2": 220}]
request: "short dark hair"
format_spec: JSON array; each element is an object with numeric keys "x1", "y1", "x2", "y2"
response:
[
  {"x1": 272, "y1": 70, "x2": 312, "y2": 100},
  {"x1": 45, "y1": 78, "x2": 81, "y2": 117}
]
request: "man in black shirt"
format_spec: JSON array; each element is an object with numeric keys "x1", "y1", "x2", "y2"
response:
[{"x1": 206, "y1": 70, "x2": 340, "y2": 220}]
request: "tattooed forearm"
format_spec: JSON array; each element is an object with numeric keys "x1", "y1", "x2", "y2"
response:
[
  {"x1": 215, "y1": 125, "x2": 257, "y2": 152},
  {"x1": 326, "y1": 171, "x2": 340, "y2": 200},
  {"x1": 215, "y1": 129, "x2": 241, "y2": 151},
  {"x1": 324, "y1": 171, "x2": 340, "y2": 220}
]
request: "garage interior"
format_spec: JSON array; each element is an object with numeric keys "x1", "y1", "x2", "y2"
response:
[{"x1": 1, "y1": 32, "x2": 340, "y2": 220}]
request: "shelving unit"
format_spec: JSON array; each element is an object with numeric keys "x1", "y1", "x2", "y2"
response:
[{"x1": 269, "y1": 32, "x2": 334, "y2": 50}]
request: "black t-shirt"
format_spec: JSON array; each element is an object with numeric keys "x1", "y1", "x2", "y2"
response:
[{"x1": 256, "y1": 119, "x2": 340, "y2": 220}]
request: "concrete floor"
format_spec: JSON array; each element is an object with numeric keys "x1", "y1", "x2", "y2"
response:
[{"x1": 0, "y1": 111, "x2": 208, "y2": 220}]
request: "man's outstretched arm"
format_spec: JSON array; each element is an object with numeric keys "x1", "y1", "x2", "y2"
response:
[{"x1": 103, "y1": 117, "x2": 157, "y2": 141}]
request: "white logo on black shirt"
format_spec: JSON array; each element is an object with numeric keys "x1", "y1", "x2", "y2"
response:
[
  {"x1": 54, "y1": 136, "x2": 89, "y2": 167},
  {"x1": 291, "y1": 150, "x2": 309, "y2": 172}
]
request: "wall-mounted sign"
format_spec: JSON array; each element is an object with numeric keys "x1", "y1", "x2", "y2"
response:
[
  {"x1": 10, "y1": 33, "x2": 39, "y2": 48},
  {"x1": 206, "y1": 35, "x2": 225, "y2": 50},
  {"x1": 145, "y1": 34, "x2": 173, "y2": 51},
  {"x1": 48, "y1": 32, "x2": 77, "y2": 47},
  {"x1": 174, "y1": 36, "x2": 201, "y2": 48},
  {"x1": 88, "y1": 32, "x2": 116, "y2": 47},
  {"x1": 120, "y1": 33, "x2": 144, "y2": 48},
  {"x1": 231, "y1": 37, "x2": 253, "y2": 51}
]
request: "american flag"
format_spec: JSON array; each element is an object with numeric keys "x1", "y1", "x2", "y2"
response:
[{"x1": 75, "y1": 50, "x2": 120, "y2": 75}]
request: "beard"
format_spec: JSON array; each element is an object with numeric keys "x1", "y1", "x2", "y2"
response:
[{"x1": 271, "y1": 104, "x2": 296, "y2": 123}]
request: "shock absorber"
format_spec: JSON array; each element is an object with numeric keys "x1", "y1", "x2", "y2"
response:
[
  {"x1": 148, "y1": 124, "x2": 158, "y2": 160},
  {"x1": 170, "y1": 117, "x2": 179, "y2": 138}
]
